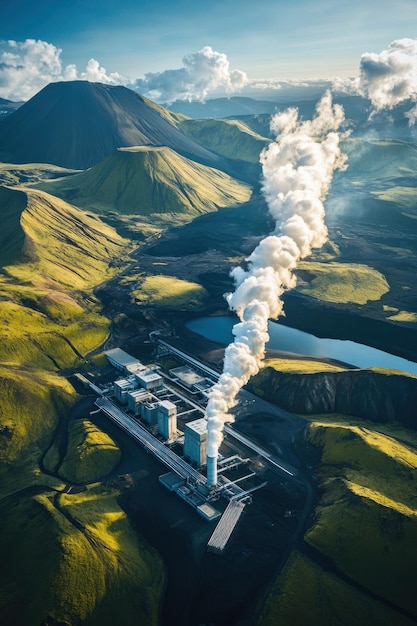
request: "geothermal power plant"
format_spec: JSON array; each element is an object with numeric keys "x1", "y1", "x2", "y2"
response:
[{"x1": 79, "y1": 337, "x2": 296, "y2": 552}]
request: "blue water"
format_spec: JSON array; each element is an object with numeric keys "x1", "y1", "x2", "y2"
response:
[{"x1": 186, "y1": 316, "x2": 417, "y2": 376}]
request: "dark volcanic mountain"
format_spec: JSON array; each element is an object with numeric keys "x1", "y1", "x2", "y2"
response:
[{"x1": 0, "y1": 81, "x2": 227, "y2": 170}]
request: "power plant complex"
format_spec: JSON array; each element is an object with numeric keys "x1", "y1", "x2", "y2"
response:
[
  {"x1": 83, "y1": 339, "x2": 296, "y2": 551},
  {"x1": 103, "y1": 345, "x2": 224, "y2": 486}
]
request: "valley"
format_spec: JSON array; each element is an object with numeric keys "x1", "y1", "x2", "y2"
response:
[{"x1": 0, "y1": 80, "x2": 417, "y2": 625}]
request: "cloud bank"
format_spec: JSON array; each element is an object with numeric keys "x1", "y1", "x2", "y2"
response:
[
  {"x1": 133, "y1": 46, "x2": 247, "y2": 103},
  {"x1": 0, "y1": 39, "x2": 125, "y2": 101},
  {"x1": 0, "y1": 39, "x2": 247, "y2": 103},
  {"x1": 334, "y1": 38, "x2": 417, "y2": 124}
]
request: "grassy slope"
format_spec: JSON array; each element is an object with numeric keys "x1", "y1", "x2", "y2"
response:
[
  {"x1": 296, "y1": 261, "x2": 390, "y2": 305},
  {"x1": 261, "y1": 357, "x2": 345, "y2": 374},
  {"x1": 253, "y1": 357, "x2": 417, "y2": 624},
  {"x1": 0, "y1": 187, "x2": 128, "y2": 369},
  {"x1": 0, "y1": 365, "x2": 76, "y2": 498},
  {"x1": 57, "y1": 419, "x2": 121, "y2": 483},
  {"x1": 179, "y1": 118, "x2": 269, "y2": 163},
  {"x1": 305, "y1": 419, "x2": 417, "y2": 616},
  {"x1": 0, "y1": 486, "x2": 164, "y2": 626},
  {"x1": 0, "y1": 186, "x2": 26, "y2": 266},
  {"x1": 341, "y1": 138, "x2": 417, "y2": 182},
  {"x1": 0, "y1": 162, "x2": 79, "y2": 187},
  {"x1": 258, "y1": 551, "x2": 415, "y2": 626},
  {"x1": 0, "y1": 183, "x2": 165, "y2": 622},
  {"x1": 35, "y1": 146, "x2": 252, "y2": 218},
  {"x1": 257, "y1": 414, "x2": 417, "y2": 624},
  {"x1": 132, "y1": 274, "x2": 209, "y2": 309}
]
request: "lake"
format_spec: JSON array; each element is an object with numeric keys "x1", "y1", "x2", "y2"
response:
[{"x1": 186, "y1": 315, "x2": 417, "y2": 377}]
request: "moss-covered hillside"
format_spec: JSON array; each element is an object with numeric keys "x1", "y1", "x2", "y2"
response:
[
  {"x1": 36, "y1": 146, "x2": 252, "y2": 217},
  {"x1": 0, "y1": 182, "x2": 166, "y2": 624},
  {"x1": 253, "y1": 362, "x2": 417, "y2": 625}
]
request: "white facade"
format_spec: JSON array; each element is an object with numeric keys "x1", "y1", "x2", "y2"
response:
[
  {"x1": 184, "y1": 418, "x2": 207, "y2": 466},
  {"x1": 114, "y1": 378, "x2": 137, "y2": 405},
  {"x1": 157, "y1": 400, "x2": 177, "y2": 440},
  {"x1": 104, "y1": 348, "x2": 142, "y2": 373},
  {"x1": 135, "y1": 369, "x2": 163, "y2": 391},
  {"x1": 127, "y1": 389, "x2": 152, "y2": 415},
  {"x1": 142, "y1": 401, "x2": 159, "y2": 425}
]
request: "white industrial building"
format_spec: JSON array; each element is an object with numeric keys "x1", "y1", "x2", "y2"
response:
[
  {"x1": 114, "y1": 378, "x2": 137, "y2": 405},
  {"x1": 104, "y1": 348, "x2": 143, "y2": 373},
  {"x1": 135, "y1": 369, "x2": 163, "y2": 391},
  {"x1": 127, "y1": 389, "x2": 152, "y2": 416},
  {"x1": 157, "y1": 400, "x2": 177, "y2": 440},
  {"x1": 184, "y1": 418, "x2": 207, "y2": 467},
  {"x1": 142, "y1": 401, "x2": 159, "y2": 426}
]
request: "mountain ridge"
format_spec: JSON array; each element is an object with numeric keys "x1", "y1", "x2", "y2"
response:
[{"x1": 0, "y1": 81, "x2": 228, "y2": 171}]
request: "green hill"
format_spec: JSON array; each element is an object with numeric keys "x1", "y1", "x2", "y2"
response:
[
  {"x1": 0, "y1": 186, "x2": 129, "y2": 369},
  {"x1": 340, "y1": 138, "x2": 417, "y2": 182},
  {"x1": 0, "y1": 180, "x2": 165, "y2": 624},
  {"x1": 305, "y1": 418, "x2": 417, "y2": 617},
  {"x1": 1, "y1": 186, "x2": 127, "y2": 288},
  {"x1": 0, "y1": 486, "x2": 164, "y2": 625},
  {"x1": 179, "y1": 118, "x2": 269, "y2": 163},
  {"x1": 256, "y1": 402, "x2": 417, "y2": 624},
  {"x1": 36, "y1": 146, "x2": 252, "y2": 217}
]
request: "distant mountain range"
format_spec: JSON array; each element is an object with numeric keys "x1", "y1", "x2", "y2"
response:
[{"x1": 0, "y1": 96, "x2": 23, "y2": 119}]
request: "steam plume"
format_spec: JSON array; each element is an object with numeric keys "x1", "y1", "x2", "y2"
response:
[{"x1": 206, "y1": 91, "x2": 347, "y2": 457}]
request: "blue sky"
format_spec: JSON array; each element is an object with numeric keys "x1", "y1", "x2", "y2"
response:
[{"x1": 2, "y1": 0, "x2": 417, "y2": 80}]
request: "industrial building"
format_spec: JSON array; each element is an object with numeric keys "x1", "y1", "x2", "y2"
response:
[
  {"x1": 157, "y1": 400, "x2": 177, "y2": 440},
  {"x1": 114, "y1": 378, "x2": 137, "y2": 405},
  {"x1": 92, "y1": 340, "x2": 291, "y2": 550},
  {"x1": 127, "y1": 389, "x2": 152, "y2": 416},
  {"x1": 104, "y1": 348, "x2": 143, "y2": 373},
  {"x1": 135, "y1": 369, "x2": 163, "y2": 391},
  {"x1": 184, "y1": 418, "x2": 207, "y2": 466},
  {"x1": 142, "y1": 401, "x2": 159, "y2": 426}
]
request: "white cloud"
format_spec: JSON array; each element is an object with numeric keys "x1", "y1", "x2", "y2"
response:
[
  {"x1": 132, "y1": 46, "x2": 247, "y2": 103},
  {"x1": 79, "y1": 58, "x2": 126, "y2": 85},
  {"x1": 0, "y1": 39, "x2": 126, "y2": 101},
  {"x1": 359, "y1": 38, "x2": 417, "y2": 111}
]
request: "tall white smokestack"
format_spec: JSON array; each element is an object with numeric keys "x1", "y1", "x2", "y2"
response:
[
  {"x1": 206, "y1": 454, "x2": 217, "y2": 487},
  {"x1": 206, "y1": 91, "x2": 347, "y2": 464}
]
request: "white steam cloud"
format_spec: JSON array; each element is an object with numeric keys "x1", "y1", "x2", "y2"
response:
[
  {"x1": 206, "y1": 92, "x2": 347, "y2": 457},
  {"x1": 132, "y1": 46, "x2": 247, "y2": 104}
]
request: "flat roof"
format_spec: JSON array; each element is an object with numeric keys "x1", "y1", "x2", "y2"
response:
[
  {"x1": 159, "y1": 399, "x2": 177, "y2": 411},
  {"x1": 104, "y1": 348, "x2": 141, "y2": 367},
  {"x1": 170, "y1": 365, "x2": 206, "y2": 386},
  {"x1": 197, "y1": 502, "x2": 222, "y2": 521},
  {"x1": 128, "y1": 389, "x2": 151, "y2": 399},
  {"x1": 185, "y1": 418, "x2": 207, "y2": 436},
  {"x1": 114, "y1": 378, "x2": 135, "y2": 388},
  {"x1": 136, "y1": 369, "x2": 162, "y2": 382},
  {"x1": 159, "y1": 472, "x2": 186, "y2": 492}
]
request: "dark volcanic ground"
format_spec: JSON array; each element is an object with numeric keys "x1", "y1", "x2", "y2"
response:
[{"x1": 96, "y1": 187, "x2": 417, "y2": 363}]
